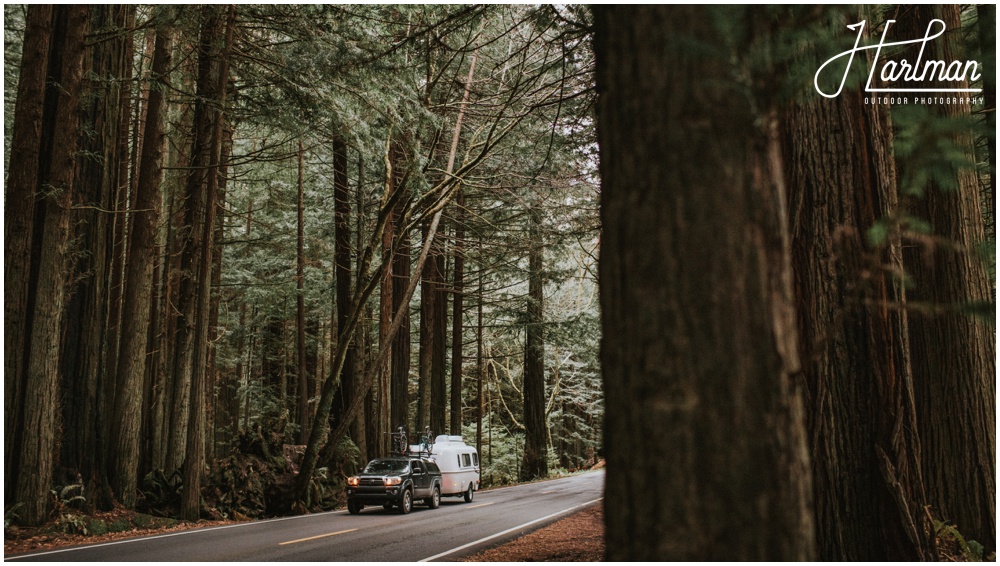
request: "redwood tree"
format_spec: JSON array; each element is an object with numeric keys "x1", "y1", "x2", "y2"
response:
[
  {"x1": 521, "y1": 206, "x2": 547, "y2": 480},
  {"x1": 14, "y1": 5, "x2": 90, "y2": 526},
  {"x1": 3, "y1": 3, "x2": 53, "y2": 502},
  {"x1": 782, "y1": 78, "x2": 929, "y2": 560},
  {"x1": 595, "y1": 5, "x2": 815, "y2": 560},
  {"x1": 110, "y1": 14, "x2": 173, "y2": 508},
  {"x1": 890, "y1": 5, "x2": 996, "y2": 551}
]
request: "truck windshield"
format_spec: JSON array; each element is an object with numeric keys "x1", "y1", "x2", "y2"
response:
[{"x1": 363, "y1": 459, "x2": 409, "y2": 474}]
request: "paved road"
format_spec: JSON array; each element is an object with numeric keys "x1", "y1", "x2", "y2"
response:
[{"x1": 7, "y1": 470, "x2": 604, "y2": 562}]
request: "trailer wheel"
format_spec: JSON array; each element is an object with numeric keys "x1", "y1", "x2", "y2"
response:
[{"x1": 464, "y1": 483, "x2": 474, "y2": 503}]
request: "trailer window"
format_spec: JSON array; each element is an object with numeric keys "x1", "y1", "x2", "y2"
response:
[
  {"x1": 462, "y1": 454, "x2": 471, "y2": 467},
  {"x1": 473, "y1": 453, "x2": 479, "y2": 466}
]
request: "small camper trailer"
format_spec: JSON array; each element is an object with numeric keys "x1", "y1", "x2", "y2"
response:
[{"x1": 411, "y1": 435, "x2": 480, "y2": 502}]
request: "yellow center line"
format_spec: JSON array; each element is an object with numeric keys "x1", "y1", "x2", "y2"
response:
[
  {"x1": 279, "y1": 528, "x2": 357, "y2": 546},
  {"x1": 468, "y1": 501, "x2": 495, "y2": 509}
]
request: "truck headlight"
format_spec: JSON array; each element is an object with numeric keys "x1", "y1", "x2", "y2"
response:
[
  {"x1": 385, "y1": 476, "x2": 402, "y2": 486},
  {"x1": 347, "y1": 477, "x2": 359, "y2": 486}
]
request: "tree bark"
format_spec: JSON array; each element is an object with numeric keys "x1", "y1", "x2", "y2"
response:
[
  {"x1": 181, "y1": 4, "x2": 236, "y2": 520},
  {"x1": 782, "y1": 65, "x2": 929, "y2": 558},
  {"x1": 475, "y1": 240, "x2": 484, "y2": 458},
  {"x1": 595, "y1": 5, "x2": 815, "y2": 560},
  {"x1": 430, "y1": 241, "x2": 448, "y2": 435},
  {"x1": 417, "y1": 221, "x2": 435, "y2": 431},
  {"x1": 976, "y1": 5, "x2": 996, "y2": 228},
  {"x1": 4, "y1": 3, "x2": 53, "y2": 502},
  {"x1": 521, "y1": 207, "x2": 547, "y2": 480},
  {"x1": 450, "y1": 190, "x2": 465, "y2": 436},
  {"x1": 61, "y1": 6, "x2": 132, "y2": 497},
  {"x1": 332, "y1": 134, "x2": 358, "y2": 454},
  {"x1": 379, "y1": 143, "x2": 396, "y2": 454},
  {"x1": 890, "y1": 5, "x2": 996, "y2": 551},
  {"x1": 389, "y1": 142, "x2": 411, "y2": 446},
  {"x1": 15, "y1": 5, "x2": 89, "y2": 526},
  {"x1": 296, "y1": 139, "x2": 310, "y2": 444},
  {"x1": 111, "y1": 15, "x2": 173, "y2": 508}
]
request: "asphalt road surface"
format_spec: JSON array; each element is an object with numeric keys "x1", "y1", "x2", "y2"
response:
[{"x1": 7, "y1": 470, "x2": 604, "y2": 562}]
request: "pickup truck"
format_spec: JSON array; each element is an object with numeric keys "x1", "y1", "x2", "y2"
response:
[{"x1": 346, "y1": 456, "x2": 442, "y2": 514}]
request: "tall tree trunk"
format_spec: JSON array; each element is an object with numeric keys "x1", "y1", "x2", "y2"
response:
[
  {"x1": 417, "y1": 222, "x2": 435, "y2": 432},
  {"x1": 206, "y1": 119, "x2": 233, "y2": 465},
  {"x1": 296, "y1": 139, "x2": 310, "y2": 444},
  {"x1": 390, "y1": 142, "x2": 411, "y2": 445},
  {"x1": 782, "y1": 53, "x2": 929, "y2": 558},
  {"x1": 15, "y1": 5, "x2": 89, "y2": 526},
  {"x1": 181, "y1": 4, "x2": 236, "y2": 521},
  {"x1": 521, "y1": 207, "x2": 547, "y2": 480},
  {"x1": 430, "y1": 244, "x2": 448, "y2": 435},
  {"x1": 595, "y1": 5, "x2": 815, "y2": 560},
  {"x1": 110, "y1": 15, "x2": 173, "y2": 508},
  {"x1": 450, "y1": 190, "x2": 465, "y2": 436},
  {"x1": 4, "y1": 4, "x2": 54, "y2": 502},
  {"x1": 475, "y1": 240, "x2": 484, "y2": 458},
  {"x1": 332, "y1": 135, "x2": 358, "y2": 455},
  {"x1": 233, "y1": 200, "x2": 253, "y2": 436},
  {"x1": 61, "y1": 6, "x2": 132, "y2": 496},
  {"x1": 379, "y1": 143, "x2": 396, "y2": 453},
  {"x1": 890, "y1": 5, "x2": 996, "y2": 551}
]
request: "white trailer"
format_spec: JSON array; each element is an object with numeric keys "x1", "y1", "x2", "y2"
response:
[{"x1": 410, "y1": 435, "x2": 480, "y2": 502}]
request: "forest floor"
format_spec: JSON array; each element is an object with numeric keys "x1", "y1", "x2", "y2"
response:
[{"x1": 461, "y1": 503, "x2": 604, "y2": 561}]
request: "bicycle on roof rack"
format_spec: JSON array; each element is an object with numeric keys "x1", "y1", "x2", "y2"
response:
[
  {"x1": 413, "y1": 427, "x2": 435, "y2": 457},
  {"x1": 387, "y1": 425, "x2": 408, "y2": 456}
]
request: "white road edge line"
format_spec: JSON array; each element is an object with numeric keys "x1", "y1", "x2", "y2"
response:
[
  {"x1": 5, "y1": 509, "x2": 349, "y2": 560},
  {"x1": 279, "y1": 528, "x2": 357, "y2": 545},
  {"x1": 418, "y1": 497, "x2": 604, "y2": 562}
]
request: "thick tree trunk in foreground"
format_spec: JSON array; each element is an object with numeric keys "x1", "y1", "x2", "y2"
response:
[
  {"x1": 111, "y1": 18, "x2": 173, "y2": 508},
  {"x1": 890, "y1": 5, "x2": 996, "y2": 551},
  {"x1": 783, "y1": 87, "x2": 929, "y2": 558},
  {"x1": 595, "y1": 5, "x2": 815, "y2": 560},
  {"x1": 15, "y1": 5, "x2": 89, "y2": 526}
]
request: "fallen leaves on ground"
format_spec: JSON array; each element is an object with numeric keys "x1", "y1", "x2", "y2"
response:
[{"x1": 463, "y1": 503, "x2": 604, "y2": 562}]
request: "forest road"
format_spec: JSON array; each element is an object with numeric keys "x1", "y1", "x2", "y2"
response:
[{"x1": 7, "y1": 470, "x2": 605, "y2": 562}]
